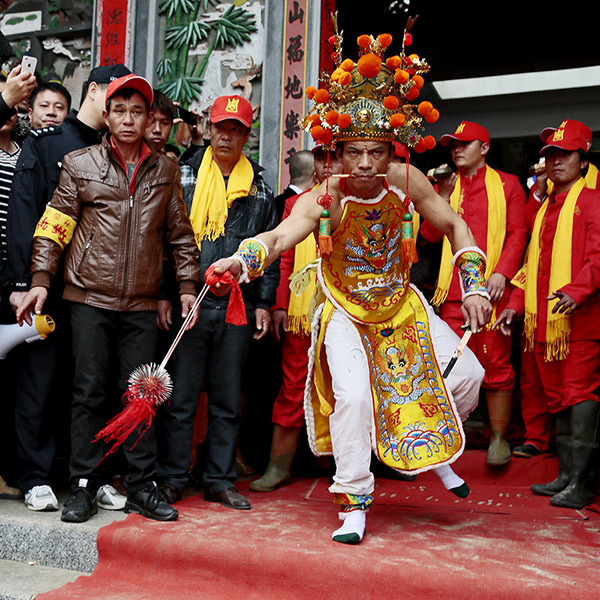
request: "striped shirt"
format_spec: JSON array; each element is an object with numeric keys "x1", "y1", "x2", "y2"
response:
[{"x1": 0, "y1": 143, "x2": 21, "y2": 275}]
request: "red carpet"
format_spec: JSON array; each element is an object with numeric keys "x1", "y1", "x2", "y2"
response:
[{"x1": 38, "y1": 451, "x2": 600, "y2": 600}]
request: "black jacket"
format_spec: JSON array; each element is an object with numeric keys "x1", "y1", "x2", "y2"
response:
[
  {"x1": 177, "y1": 146, "x2": 279, "y2": 312},
  {"x1": 7, "y1": 113, "x2": 102, "y2": 290}
]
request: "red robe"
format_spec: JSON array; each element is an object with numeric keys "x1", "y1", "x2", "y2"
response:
[
  {"x1": 271, "y1": 193, "x2": 312, "y2": 428},
  {"x1": 421, "y1": 165, "x2": 527, "y2": 390},
  {"x1": 507, "y1": 185, "x2": 600, "y2": 414}
]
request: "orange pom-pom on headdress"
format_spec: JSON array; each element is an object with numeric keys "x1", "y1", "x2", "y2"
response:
[
  {"x1": 390, "y1": 113, "x2": 406, "y2": 128},
  {"x1": 310, "y1": 125, "x2": 325, "y2": 141},
  {"x1": 325, "y1": 110, "x2": 339, "y2": 126},
  {"x1": 422, "y1": 135, "x2": 436, "y2": 150},
  {"x1": 357, "y1": 53, "x2": 382, "y2": 79},
  {"x1": 357, "y1": 34, "x2": 372, "y2": 48},
  {"x1": 383, "y1": 95, "x2": 400, "y2": 110},
  {"x1": 395, "y1": 69, "x2": 409, "y2": 84},
  {"x1": 412, "y1": 75, "x2": 424, "y2": 89},
  {"x1": 305, "y1": 86, "x2": 317, "y2": 100},
  {"x1": 405, "y1": 86, "x2": 420, "y2": 100},
  {"x1": 386, "y1": 55, "x2": 402, "y2": 70},
  {"x1": 418, "y1": 101, "x2": 433, "y2": 116},
  {"x1": 338, "y1": 113, "x2": 352, "y2": 129},
  {"x1": 314, "y1": 88, "x2": 330, "y2": 104},
  {"x1": 377, "y1": 33, "x2": 393, "y2": 47},
  {"x1": 340, "y1": 58, "x2": 355, "y2": 72},
  {"x1": 425, "y1": 108, "x2": 440, "y2": 123},
  {"x1": 338, "y1": 71, "x2": 352, "y2": 86}
]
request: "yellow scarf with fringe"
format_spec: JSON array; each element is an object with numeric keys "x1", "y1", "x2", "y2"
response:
[
  {"x1": 188, "y1": 146, "x2": 254, "y2": 248},
  {"x1": 287, "y1": 237, "x2": 318, "y2": 336},
  {"x1": 512, "y1": 177, "x2": 586, "y2": 361},
  {"x1": 432, "y1": 166, "x2": 506, "y2": 308}
]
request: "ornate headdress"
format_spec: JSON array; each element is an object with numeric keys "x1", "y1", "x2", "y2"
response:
[{"x1": 303, "y1": 15, "x2": 438, "y2": 153}]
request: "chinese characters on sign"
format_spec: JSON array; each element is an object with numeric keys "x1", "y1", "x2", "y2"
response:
[
  {"x1": 278, "y1": 0, "x2": 309, "y2": 192},
  {"x1": 99, "y1": 0, "x2": 129, "y2": 67}
]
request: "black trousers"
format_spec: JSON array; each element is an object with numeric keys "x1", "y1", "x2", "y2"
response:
[
  {"x1": 155, "y1": 307, "x2": 252, "y2": 494},
  {"x1": 6, "y1": 289, "x2": 71, "y2": 493},
  {"x1": 69, "y1": 303, "x2": 157, "y2": 494}
]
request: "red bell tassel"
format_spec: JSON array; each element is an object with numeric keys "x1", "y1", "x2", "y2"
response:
[
  {"x1": 402, "y1": 237, "x2": 419, "y2": 264},
  {"x1": 95, "y1": 391, "x2": 156, "y2": 457},
  {"x1": 204, "y1": 265, "x2": 247, "y2": 326}
]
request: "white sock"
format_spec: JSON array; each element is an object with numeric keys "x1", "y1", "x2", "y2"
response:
[
  {"x1": 332, "y1": 510, "x2": 366, "y2": 544},
  {"x1": 434, "y1": 464, "x2": 469, "y2": 497}
]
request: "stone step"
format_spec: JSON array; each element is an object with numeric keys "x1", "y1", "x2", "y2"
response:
[
  {"x1": 0, "y1": 492, "x2": 128, "y2": 581},
  {"x1": 0, "y1": 559, "x2": 87, "y2": 600}
]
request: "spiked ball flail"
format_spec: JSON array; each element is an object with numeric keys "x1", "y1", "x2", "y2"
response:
[{"x1": 94, "y1": 363, "x2": 173, "y2": 457}]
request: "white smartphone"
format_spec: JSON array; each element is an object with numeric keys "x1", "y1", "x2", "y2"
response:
[{"x1": 21, "y1": 55, "x2": 37, "y2": 75}]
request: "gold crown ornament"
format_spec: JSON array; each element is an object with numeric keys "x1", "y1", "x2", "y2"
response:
[{"x1": 303, "y1": 15, "x2": 438, "y2": 153}]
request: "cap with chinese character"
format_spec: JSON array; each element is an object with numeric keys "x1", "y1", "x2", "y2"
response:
[
  {"x1": 539, "y1": 119, "x2": 592, "y2": 155},
  {"x1": 210, "y1": 95, "x2": 253, "y2": 128},
  {"x1": 87, "y1": 64, "x2": 132, "y2": 85},
  {"x1": 106, "y1": 74, "x2": 154, "y2": 110},
  {"x1": 440, "y1": 121, "x2": 490, "y2": 147}
]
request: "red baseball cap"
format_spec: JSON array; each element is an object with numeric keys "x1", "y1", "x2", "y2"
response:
[
  {"x1": 539, "y1": 119, "x2": 592, "y2": 155},
  {"x1": 106, "y1": 74, "x2": 153, "y2": 110},
  {"x1": 440, "y1": 121, "x2": 490, "y2": 147},
  {"x1": 210, "y1": 95, "x2": 253, "y2": 128}
]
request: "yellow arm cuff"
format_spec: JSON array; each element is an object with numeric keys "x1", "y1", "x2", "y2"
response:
[{"x1": 33, "y1": 206, "x2": 77, "y2": 249}]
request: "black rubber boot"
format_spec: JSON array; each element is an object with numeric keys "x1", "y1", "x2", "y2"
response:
[
  {"x1": 551, "y1": 400, "x2": 600, "y2": 509},
  {"x1": 531, "y1": 411, "x2": 570, "y2": 497}
]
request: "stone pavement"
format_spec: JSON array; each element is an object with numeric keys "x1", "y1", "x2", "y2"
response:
[{"x1": 0, "y1": 491, "x2": 128, "y2": 600}]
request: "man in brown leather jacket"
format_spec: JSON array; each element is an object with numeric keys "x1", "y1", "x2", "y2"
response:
[{"x1": 16, "y1": 74, "x2": 200, "y2": 523}]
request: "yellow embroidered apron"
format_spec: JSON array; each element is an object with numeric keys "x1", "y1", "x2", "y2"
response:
[{"x1": 307, "y1": 190, "x2": 464, "y2": 474}]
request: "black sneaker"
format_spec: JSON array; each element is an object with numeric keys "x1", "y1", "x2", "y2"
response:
[
  {"x1": 513, "y1": 443, "x2": 542, "y2": 458},
  {"x1": 61, "y1": 487, "x2": 98, "y2": 523},
  {"x1": 125, "y1": 482, "x2": 178, "y2": 521}
]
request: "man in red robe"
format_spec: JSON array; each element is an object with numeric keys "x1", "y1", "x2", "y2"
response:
[
  {"x1": 420, "y1": 121, "x2": 527, "y2": 465},
  {"x1": 495, "y1": 119, "x2": 600, "y2": 509}
]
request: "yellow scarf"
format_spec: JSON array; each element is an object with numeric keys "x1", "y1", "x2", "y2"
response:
[
  {"x1": 188, "y1": 146, "x2": 254, "y2": 248},
  {"x1": 432, "y1": 166, "x2": 506, "y2": 307},
  {"x1": 512, "y1": 177, "x2": 586, "y2": 361},
  {"x1": 545, "y1": 163, "x2": 598, "y2": 195},
  {"x1": 287, "y1": 237, "x2": 318, "y2": 336}
]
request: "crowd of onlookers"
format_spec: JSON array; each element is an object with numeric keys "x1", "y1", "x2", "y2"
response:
[{"x1": 0, "y1": 58, "x2": 598, "y2": 521}]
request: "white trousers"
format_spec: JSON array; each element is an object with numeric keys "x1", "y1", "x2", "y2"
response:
[{"x1": 325, "y1": 298, "x2": 484, "y2": 496}]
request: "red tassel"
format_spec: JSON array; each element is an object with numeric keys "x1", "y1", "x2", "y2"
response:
[
  {"x1": 94, "y1": 391, "x2": 156, "y2": 458},
  {"x1": 204, "y1": 265, "x2": 247, "y2": 326},
  {"x1": 319, "y1": 234, "x2": 334, "y2": 256},
  {"x1": 402, "y1": 237, "x2": 418, "y2": 265}
]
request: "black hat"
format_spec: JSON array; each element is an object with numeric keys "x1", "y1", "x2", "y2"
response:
[{"x1": 87, "y1": 64, "x2": 132, "y2": 85}]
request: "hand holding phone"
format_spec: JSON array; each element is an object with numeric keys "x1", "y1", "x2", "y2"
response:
[
  {"x1": 177, "y1": 106, "x2": 198, "y2": 127},
  {"x1": 21, "y1": 55, "x2": 37, "y2": 76},
  {"x1": 2, "y1": 62, "x2": 37, "y2": 109}
]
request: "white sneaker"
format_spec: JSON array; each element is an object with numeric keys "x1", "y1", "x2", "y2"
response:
[
  {"x1": 96, "y1": 484, "x2": 126, "y2": 510},
  {"x1": 24, "y1": 485, "x2": 58, "y2": 511}
]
